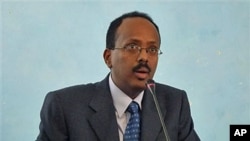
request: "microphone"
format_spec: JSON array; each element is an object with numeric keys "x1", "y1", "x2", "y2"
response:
[{"x1": 146, "y1": 79, "x2": 171, "y2": 141}]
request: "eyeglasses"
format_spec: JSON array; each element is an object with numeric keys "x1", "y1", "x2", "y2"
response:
[{"x1": 112, "y1": 43, "x2": 163, "y2": 56}]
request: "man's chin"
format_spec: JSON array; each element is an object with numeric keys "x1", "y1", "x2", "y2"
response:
[{"x1": 133, "y1": 78, "x2": 148, "y2": 89}]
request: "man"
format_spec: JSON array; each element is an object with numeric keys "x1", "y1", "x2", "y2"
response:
[{"x1": 36, "y1": 11, "x2": 200, "y2": 141}]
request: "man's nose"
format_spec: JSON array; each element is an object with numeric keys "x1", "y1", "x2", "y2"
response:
[{"x1": 137, "y1": 48, "x2": 149, "y2": 62}]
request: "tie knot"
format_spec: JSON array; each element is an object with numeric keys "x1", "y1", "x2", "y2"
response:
[{"x1": 127, "y1": 101, "x2": 139, "y2": 114}]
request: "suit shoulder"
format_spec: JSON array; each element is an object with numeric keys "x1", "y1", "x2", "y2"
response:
[
  {"x1": 156, "y1": 82, "x2": 186, "y2": 94},
  {"x1": 154, "y1": 83, "x2": 190, "y2": 108},
  {"x1": 45, "y1": 82, "x2": 101, "y2": 101},
  {"x1": 54, "y1": 82, "x2": 98, "y2": 93}
]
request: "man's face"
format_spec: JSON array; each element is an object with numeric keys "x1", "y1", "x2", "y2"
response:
[{"x1": 104, "y1": 17, "x2": 160, "y2": 96}]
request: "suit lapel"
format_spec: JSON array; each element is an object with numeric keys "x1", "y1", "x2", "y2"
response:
[
  {"x1": 87, "y1": 77, "x2": 120, "y2": 141},
  {"x1": 141, "y1": 88, "x2": 167, "y2": 141},
  {"x1": 86, "y1": 76, "x2": 167, "y2": 141}
]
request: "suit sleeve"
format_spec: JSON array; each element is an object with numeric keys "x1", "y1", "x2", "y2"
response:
[
  {"x1": 178, "y1": 91, "x2": 200, "y2": 141},
  {"x1": 36, "y1": 92, "x2": 68, "y2": 141}
]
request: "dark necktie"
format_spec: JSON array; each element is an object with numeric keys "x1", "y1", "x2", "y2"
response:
[{"x1": 124, "y1": 101, "x2": 141, "y2": 141}]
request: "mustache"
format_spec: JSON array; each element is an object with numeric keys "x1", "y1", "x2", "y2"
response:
[{"x1": 132, "y1": 63, "x2": 151, "y2": 73}]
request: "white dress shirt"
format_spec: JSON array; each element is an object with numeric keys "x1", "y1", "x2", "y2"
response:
[{"x1": 109, "y1": 75, "x2": 144, "y2": 141}]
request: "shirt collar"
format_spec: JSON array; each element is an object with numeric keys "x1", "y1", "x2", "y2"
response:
[{"x1": 109, "y1": 75, "x2": 144, "y2": 118}]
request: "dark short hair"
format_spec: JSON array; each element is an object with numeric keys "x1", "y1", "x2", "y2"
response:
[{"x1": 106, "y1": 11, "x2": 161, "y2": 49}]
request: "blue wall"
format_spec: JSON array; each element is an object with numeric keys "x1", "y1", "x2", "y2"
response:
[{"x1": 1, "y1": 1, "x2": 249, "y2": 141}]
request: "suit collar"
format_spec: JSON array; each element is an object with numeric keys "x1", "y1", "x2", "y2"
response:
[
  {"x1": 141, "y1": 87, "x2": 167, "y2": 141},
  {"x1": 87, "y1": 75, "x2": 120, "y2": 141},
  {"x1": 87, "y1": 75, "x2": 166, "y2": 141}
]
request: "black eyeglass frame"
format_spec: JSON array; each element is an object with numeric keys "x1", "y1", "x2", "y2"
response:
[{"x1": 111, "y1": 45, "x2": 163, "y2": 56}]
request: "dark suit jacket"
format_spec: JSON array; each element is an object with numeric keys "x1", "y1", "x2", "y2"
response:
[{"x1": 36, "y1": 75, "x2": 200, "y2": 141}]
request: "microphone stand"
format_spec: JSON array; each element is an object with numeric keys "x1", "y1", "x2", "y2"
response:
[{"x1": 146, "y1": 80, "x2": 171, "y2": 141}]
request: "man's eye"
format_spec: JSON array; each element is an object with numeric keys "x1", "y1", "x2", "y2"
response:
[
  {"x1": 126, "y1": 44, "x2": 138, "y2": 49},
  {"x1": 148, "y1": 47, "x2": 158, "y2": 52}
]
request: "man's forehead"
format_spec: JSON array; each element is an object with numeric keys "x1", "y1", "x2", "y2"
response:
[
  {"x1": 115, "y1": 17, "x2": 160, "y2": 43},
  {"x1": 119, "y1": 17, "x2": 154, "y2": 27}
]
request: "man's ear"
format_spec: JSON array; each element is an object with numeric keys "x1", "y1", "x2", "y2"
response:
[{"x1": 103, "y1": 49, "x2": 112, "y2": 68}]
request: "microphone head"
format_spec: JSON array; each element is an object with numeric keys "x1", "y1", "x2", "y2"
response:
[
  {"x1": 147, "y1": 79, "x2": 155, "y2": 85},
  {"x1": 146, "y1": 79, "x2": 156, "y2": 94}
]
